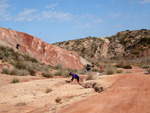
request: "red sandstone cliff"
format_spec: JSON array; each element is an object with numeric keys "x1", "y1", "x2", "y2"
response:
[{"x1": 0, "y1": 27, "x2": 84, "y2": 69}]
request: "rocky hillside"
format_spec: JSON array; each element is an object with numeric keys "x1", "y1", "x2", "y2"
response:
[
  {"x1": 0, "y1": 27, "x2": 86, "y2": 69},
  {"x1": 54, "y1": 37, "x2": 105, "y2": 59},
  {"x1": 53, "y1": 29, "x2": 150, "y2": 60}
]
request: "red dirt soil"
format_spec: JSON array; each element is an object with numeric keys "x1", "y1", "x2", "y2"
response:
[{"x1": 59, "y1": 67, "x2": 150, "y2": 113}]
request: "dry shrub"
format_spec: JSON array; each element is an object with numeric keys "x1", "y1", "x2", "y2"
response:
[
  {"x1": 86, "y1": 74, "x2": 93, "y2": 80},
  {"x1": 42, "y1": 72, "x2": 53, "y2": 78},
  {"x1": 54, "y1": 70, "x2": 62, "y2": 76},
  {"x1": 140, "y1": 64, "x2": 150, "y2": 69},
  {"x1": 54, "y1": 69, "x2": 69, "y2": 77},
  {"x1": 55, "y1": 64, "x2": 63, "y2": 70},
  {"x1": 55, "y1": 97, "x2": 61, "y2": 103},
  {"x1": 66, "y1": 68, "x2": 77, "y2": 73},
  {"x1": 105, "y1": 65, "x2": 116, "y2": 75},
  {"x1": 28, "y1": 69, "x2": 36, "y2": 76},
  {"x1": 2, "y1": 68, "x2": 29, "y2": 76},
  {"x1": 116, "y1": 62, "x2": 132, "y2": 69},
  {"x1": 116, "y1": 69, "x2": 123, "y2": 74},
  {"x1": 10, "y1": 68, "x2": 29, "y2": 76},
  {"x1": 86, "y1": 73, "x2": 96, "y2": 80},
  {"x1": 92, "y1": 68, "x2": 99, "y2": 72},
  {"x1": 2, "y1": 68, "x2": 10, "y2": 74},
  {"x1": 45, "y1": 88, "x2": 52, "y2": 93},
  {"x1": 11, "y1": 78, "x2": 20, "y2": 83}
]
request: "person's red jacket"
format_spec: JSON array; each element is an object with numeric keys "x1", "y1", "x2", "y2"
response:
[{"x1": 100, "y1": 66, "x2": 103, "y2": 69}]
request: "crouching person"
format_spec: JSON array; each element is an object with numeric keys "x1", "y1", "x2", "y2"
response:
[{"x1": 69, "y1": 72, "x2": 80, "y2": 84}]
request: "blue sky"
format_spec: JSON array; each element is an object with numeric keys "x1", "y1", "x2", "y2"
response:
[{"x1": 0, "y1": 0, "x2": 150, "y2": 44}]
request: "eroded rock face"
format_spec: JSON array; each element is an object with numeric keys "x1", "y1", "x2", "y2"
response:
[{"x1": 0, "y1": 27, "x2": 84, "y2": 69}]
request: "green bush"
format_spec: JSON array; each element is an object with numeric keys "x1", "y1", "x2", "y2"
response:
[
  {"x1": 11, "y1": 78, "x2": 20, "y2": 83},
  {"x1": 10, "y1": 68, "x2": 29, "y2": 76},
  {"x1": 140, "y1": 64, "x2": 150, "y2": 69},
  {"x1": 55, "y1": 64, "x2": 63, "y2": 70},
  {"x1": 116, "y1": 63, "x2": 132, "y2": 69},
  {"x1": 0, "y1": 45, "x2": 55, "y2": 76},
  {"x1": 28, "y1": 69, "x2": 36, "y2": 76},
  {"x1": 116, "y1": 70, "x2": 123, "y2": 74},
  {"x1": 45, "y1": 88, "x2": 52, "y2": 93},
  {"x1": 54, "y1": 71, "x2": 62, "y2": 76},
  {"x1": 42, "y1": 72, "x2": 53, "y2": 78},
  {"x1": 0, "y1": 52, "x2": 4, "y2": 59},
  {"x1": 54, "y1": 69, "x2": 69, "y2": 77},
  {"x1": 2, "y1": 57, "x2": 8, "y2": 62},
  {"x1": 106, "y1": 69, "x2": 114, "y2": 75},
  {"x1": 55, "y1": 97, "x2": 61, "y2": 103},
  {"x1": 2, "y1": 68, "x2": 10, "y2": 74},
  {"x1": 116, "y1": 63, "x2": 124, "y2": 68},
  {"x1": 30, "y1": 57, "x2": 38, "y2": 63},
  {"x1": 132, "y1": 50, "x2": 140, "y2": 55},
  {"x1": 66, "y1": 68, "x2": 77, "y2": 73},
  {"x1": 92, "y1": 69, "x2": 99, "y2": 72},
  {"x1": 105, "y1": 66, "x2": 115, "y2": 75},
  {"x1": 15, "y1": 61, "x2": 26, "y2": 69},
  {"x1": 123, "y1": 65, "x2": 132, "y2": 69}
]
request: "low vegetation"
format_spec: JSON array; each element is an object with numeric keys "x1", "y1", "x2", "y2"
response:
[
  {"x1": 42, "y1": 72, "x2": 53, "y2": 78},
  {"x1": 45, "y1": 88, "x2": 52, "y2": 93},
  {"x1": 55, "y1": 97, "x2": 61, "y2": 103},
  {"x1": 0, "y1": 45, "x2": 53, "y2": 77},
  {"x1": 105, "y1": 66, "x2": 116, "y2": 75},
  {"x1": 116, "y1": 69, "x2": 123, "y2": 74},
  {"x1": 86, "y1": 73, "x2": 95, "y2": 80},
  {"x1": 11, "y1": 78, "x2": 20, "y2": 83},
  {"x1": 0, "y1": 45, "x2": 84, "y2": 78},
  {"x1": 115, "y1": 62, "x2": 132, "y2": 69}
]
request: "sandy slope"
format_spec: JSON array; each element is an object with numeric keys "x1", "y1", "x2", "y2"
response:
[{"x1": 59, "y1": 67, "x2": 150, "y2": 113}]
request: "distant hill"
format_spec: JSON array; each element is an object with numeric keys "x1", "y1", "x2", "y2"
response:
[{"x1": 53, "y1": 29, "x2": 150, "y2": 60}]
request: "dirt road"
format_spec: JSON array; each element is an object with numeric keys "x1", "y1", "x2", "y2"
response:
[{"x1": 59, "y1": 72, "x2": 150, "y2": 113}]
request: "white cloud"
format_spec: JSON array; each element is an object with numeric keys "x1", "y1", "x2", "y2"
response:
[
  {"x1": 39, "y1": 11, "x2": 72, "y2": 21},
  {"x1": 14, "y1": 8, "x2": 94, "y2": 23},
  {"x1": 114, "y1": 24, "x2": 120, "y2": 28},
  {"x1": 0, "y1": 0, "x2": 12, "y2": 21},
  {"x1": 0, "y1": 0, "x2": 102, "y2": 27},
  {"x1": 15, "y1": 9, "x2": 38, "y2": 21},
  {"x1": 75, "y1": 23, "x2": 92, "y2": 28},
  {"x1": 125, "y1": 14, "x2": 138, "y2": 18},
  {"x1": 80, "y1": 14, "x2": 93, "y2": 19},
  {"x1": 75, "y1": 18, "x2": 103, "y2": 29},
  {"x1": 111, "y1": 0, "x2": 115, "y2": 3},
  {"x1": 140, "y1": 0, "x2": 150, "y2": 4},
  {"x1": 96, "y1": 4, "x2": 104, "y2": 8},
  {"x1": 110, "y1": 13, "x2": 121, "y2": 18},
  {"x1": 129, "y1": 0, "x2": 150, "y2": 4},
  {"x1": 45, "y1": 3, "x2": 58, "y2": 10},
  {"x1": 93, "y1": 19, "x2": 103, "y2": 24}
]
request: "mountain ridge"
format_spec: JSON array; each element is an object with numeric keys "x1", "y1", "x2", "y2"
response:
[{"x1": 53, "y1": 29, "x2": 150, "y2": 61}]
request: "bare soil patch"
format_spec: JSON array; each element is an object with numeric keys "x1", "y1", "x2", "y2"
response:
[{"x1": 0, "y1": 66, "x2": 148, "y2": 113}]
